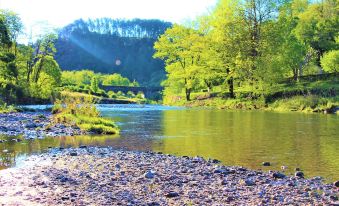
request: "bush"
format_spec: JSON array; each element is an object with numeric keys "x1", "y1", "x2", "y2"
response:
[
  {"x1": 126, "y1": 91, "x2": 135, "y2": 98},
  {"x1": 321, "y1": 50, "x2": 339, "y2": 73},
  {"x1": 269, "y1": 95, "x2": 338, "y2": 112},
  {"x1": 136, "y1": 91, "x2": 145, "y2": 99},
  {"x1": 0, "y1": 103, "x2": 17, "y2": 113},
  {"x1": 107, "y1": 91, "x2": 117, "y2": 99},
  {"x1": 52, "y1": 91, "x2": 119, "y2": 134}
]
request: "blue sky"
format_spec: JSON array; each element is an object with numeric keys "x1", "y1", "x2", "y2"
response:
[{"x1": 0, "y1": 0, "x2": 218, "y2": 42}]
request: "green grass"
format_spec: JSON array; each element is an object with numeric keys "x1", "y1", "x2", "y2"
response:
[
  {"x1": 52, "y1": 91, "x2": 119, "y2": 135},
  {"x1": 0, "y1": 103, "x2": 17, "y2": 113},
  {"x1": 54, "y1": 113, "x2": 118, "y2": 134},
  {"x1": 268, "y1": 96, "x2": 339, "y2": 113},
  {"x1": 164, "y1": 78, "x2": 338, "y2": 113}
]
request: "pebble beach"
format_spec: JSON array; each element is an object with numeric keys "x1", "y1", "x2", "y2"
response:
[{"x1": 0, "y1": 147, "x2": 338, "y2": 206}]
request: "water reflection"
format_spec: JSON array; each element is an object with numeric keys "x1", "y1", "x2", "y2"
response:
[
  {"x1": 153, "y1": 110, "x2": 339, "y2": 181},
  {"x1": 1, "y1": 105, "x2": 338, "y2": 181}
]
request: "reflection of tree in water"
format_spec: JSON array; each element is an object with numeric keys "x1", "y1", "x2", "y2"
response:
[{"x1": 0, "y1": 134, "x2": 121, "y2": 170}]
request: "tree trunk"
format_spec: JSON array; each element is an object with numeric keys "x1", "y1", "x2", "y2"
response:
[
  {"x1": 185, "y1": 88, "x2": 191, "y2": 101},
  {"x1": 228, "y1": 77, "x2": 235, "y2": 98},
  {"x1": 34, "y1": 57, "x2": 45, "y2": 83},
  {"x1": 293, "y1": 68, "x2": 298, "y2": 81}
]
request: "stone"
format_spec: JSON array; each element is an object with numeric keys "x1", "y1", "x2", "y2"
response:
[
  {"x1": 214, "y1": 168, "x2": 228, "y2": 174},
  {"x1": 295, "y1": 171, "x2": 304, "y2": 178},
  {"x1": 61, "y1": 196, "x2": 69, "y2": 201},
  {"x1": 25, "y1": 123, "x2": 38, "y2": 129},
  {"x1": 244, "y1": 179, "x2": 255, "y2": 186},
  {"x1": 79, "y1": 145, "x2": 87, "y2": 149},
  {"x1": 226, "y1": 196, "x2": 234, "y2": 202},
  {"x1": 115, "y1": 164, "x2": 121, "y2": 170},
  {"x1": 212, "y1": 159, "x2": 221, "y2": 164},
  {"x1": 334, "y1": 181, "x2": 339, "y2": 188},
  {"x1": 144, "y1": 170, "x2": 156, "y2": 179},
  {"x1": 165, "y1": 191, "x2": 179, "y2": 198},
  {"x1": 272, "y1": 172, "x2": 286, "y2": 179},
  {"x1": 262, "y1": 162, "x2": 271, "y2": 166},
  {"x1": 70, "y1": 152, "x2": 77, "y2": 156},
  {"x1": 147, "y1": 202, "x2": 160, "y2": 206},
  {"x1": 221, "y1": 179, "x2": 228, "y2": 185}
]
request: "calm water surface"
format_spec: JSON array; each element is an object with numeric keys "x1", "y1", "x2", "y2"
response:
[{"x1": 1, "y1": 104, "x2": 338, "y2": 181}]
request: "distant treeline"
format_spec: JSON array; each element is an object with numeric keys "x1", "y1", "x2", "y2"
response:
[{"x1": 55, "y1": 18, "x2": 172, "y2": 86}]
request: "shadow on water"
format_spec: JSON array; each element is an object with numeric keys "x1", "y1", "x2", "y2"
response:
[{"x1": 1, "y1": 104, "x2": 338, "y2": 182}]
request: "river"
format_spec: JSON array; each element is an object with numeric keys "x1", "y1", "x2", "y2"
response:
[{"x1": 0, "y1": 104, "x2": 338, "y2": 181}]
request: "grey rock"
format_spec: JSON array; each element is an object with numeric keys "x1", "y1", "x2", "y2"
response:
[
  {"x1": 165, "y1": 191, "x2": 179, "y2": 198},
  {"x1": 295, "y1": 171, "x2": 304, "y2": 178},
  {"x1": 70, "y1": 152, "x2": 77, "y2": 156},
  {"x1": 244, "y1": 179, "x2": 255, "y2": 186},
  {"x1": 144, "y1": 170, "x2": 156, "y2": 179},
  {"x1": 272, "y1": 172, "x2": 286, "y2": 179}
]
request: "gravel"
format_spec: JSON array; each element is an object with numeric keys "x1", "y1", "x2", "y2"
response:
[
  {"x1": 0, "y1": 147, "x2": 338, "y2": 205},
  {"x1": 0, "y1": 112, "x2": 85, "y2": 139}
]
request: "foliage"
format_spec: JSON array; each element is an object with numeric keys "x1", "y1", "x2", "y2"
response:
[
  {"x1": 0, "y1": 102, "x2": 17, "y2": 113},
  {"x1": 52, "y1": 91, "x2": 119, "y2": 134},
  {"x1": 154, "y1": 0, "x2": 339, "y2": 110},
  {"x1": 154, "y1": 24, "x2": 207, "y2": 101},
  {"x1": 321, "y1": 50, "x2": 339, "y2": 72},
  {"x1": 0, "y1": 10, "x2": 61, "y2": 103},
  {"x1": 269, "y1": 96, "x2": 339, "y2": 113},
  {"x1": 55, "y1": 18, "x2": 172, "y2": 86}
]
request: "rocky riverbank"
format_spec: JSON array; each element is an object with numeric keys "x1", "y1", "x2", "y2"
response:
[
  {"x1": 0, "y1": 112, "x2": 85, "y2": 139},
  {"x1": 0, "y1": 147, "x2": 338, "y2": 205}
]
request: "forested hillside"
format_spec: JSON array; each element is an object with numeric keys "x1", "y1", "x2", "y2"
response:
[{"x1": 55, "y1": 18, "x2": 172, "y2": 86}]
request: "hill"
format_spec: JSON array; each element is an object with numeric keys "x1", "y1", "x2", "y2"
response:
[{"x1": 55, "y1": 18, "x2": 172, "y2": 86}]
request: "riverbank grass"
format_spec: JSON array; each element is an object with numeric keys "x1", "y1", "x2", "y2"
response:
[
  {"x1": 52, "y1": 91, "x2": 119, "y2": 134},
  {"x1": 268, "y1": 96, "x2": 339, "y2": 113},
  {"x1": 0, "y1": 103, "x2": 17, "y2": 113}
]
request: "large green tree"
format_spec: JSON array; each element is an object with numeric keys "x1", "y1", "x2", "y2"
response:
[
  {"x1": 295, "y1": 0, "x2": 338, "y2": 66},
  {"x1": 154, "y1": 24, "x2": 205, "y2": 101}
]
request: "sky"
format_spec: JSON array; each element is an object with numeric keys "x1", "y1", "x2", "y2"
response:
[{"x1": 0, "y1": 0, "x2": 218, "y2": 42}]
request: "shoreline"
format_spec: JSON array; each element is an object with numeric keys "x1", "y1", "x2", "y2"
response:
[
  {"x1": 0, "y1": 147, "x2": 338, "y2": 205},
  {"x1": 0, "y1": 112, "x2": 86, "y2": 139}
]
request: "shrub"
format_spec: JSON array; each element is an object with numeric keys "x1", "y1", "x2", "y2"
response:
[
  {"x1": 52, "y1": 91, "x2": 119, "y2": 134},
  {"x1": 107, "y1": 91, "x2": 117, "y2": 99}
]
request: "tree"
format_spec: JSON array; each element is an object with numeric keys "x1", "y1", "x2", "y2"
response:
[
  {"x1": 27, "y1": 33, "x2": 58, "y2": 83},
  {"x1": 90, "y1": 75, "x2": 99, "y2": 93},
  {"x1": 321, "y1": 50, "x2": 339, "y2": 72},
  {"x1": 295, "y1": 0, "x2": 339, "y2": 66},
  {"x1": 210, "y1": 0, "x2": 246, "y2": 98},
  {"x1": 154, "y1": 24, "x2": 205, "y2": 101},
  {"x1": 0, "y1": 10, "x2": 23, "y2": 54}
]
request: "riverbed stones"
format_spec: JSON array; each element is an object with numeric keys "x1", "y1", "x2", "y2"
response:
[
  {"x1": 334, "y1": 181, "x2": 339, "y2": 188},
  {"x1": 295, "y1": 171, "x2": 305, "y2": 178},
  {"x1": 0, "y1": 112, "x2": 86, "y2": 139},
  {"x1": 272, "y1": 172, "x2": 286, "y2": 179},
  {"x1": 165, "y1": 191, "x2": 179, "y2": 198},
  {"x1": 69, "y1": 152, "x2": 77, "y2": 157},
  {"x1": 144, "y1": 170, "x2": 156, "y2": 179},
  {"x1": 0, "y1": 147, "x2": 337, "y2": 205}
]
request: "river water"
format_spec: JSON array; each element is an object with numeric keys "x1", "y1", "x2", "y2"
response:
[{"x1": 1, "y1": 104, "x2": 338, "y2": 181}]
